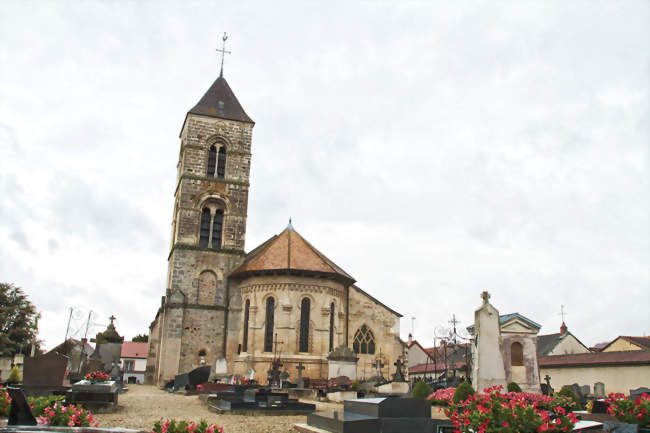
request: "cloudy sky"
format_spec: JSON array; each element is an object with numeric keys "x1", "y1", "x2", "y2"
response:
[{"x1": 0, "y1": 1, "x2": 648, "y2": 352}]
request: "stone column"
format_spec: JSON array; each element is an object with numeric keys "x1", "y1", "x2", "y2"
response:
[{"x1": 471, "y1": 292, "x2": 507, "y2": 392}]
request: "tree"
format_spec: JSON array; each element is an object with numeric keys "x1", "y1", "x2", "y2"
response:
[
  {"x1": 0, "y1": 283, "x2": 41, "y2": 356},
  {"x1": 132, "y1": 333, "x2": 149, "y2": 342}
]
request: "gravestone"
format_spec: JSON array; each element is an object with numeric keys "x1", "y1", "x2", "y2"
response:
[
  {"x1": 594, "y1": 382, "x2": 605, "y2": 398},
  {"x1": 89, "y1": 315, "x2": 124, "y2": 374},
  {"x1": 392, "y1": 358, "x2": 406, "y2": 382},
  {"x1": 580, "y1": 384, "x2": 591, "y2": 397},
  {"x1": 267, "y1": 359, "x2": 282, "y2": 388},
  {"x1": 206, "y1": 388, "x2": 315, "y2": 415},
  {"x1": 188, "y1": 365, "x2": 211, "y2": 389},
  {"x1": 542, "y1": 375, "x2": 554, "y2": 396},
  {"x1": 373, "y1": 358, "x2": 385, "y2": 380},
  {"x1": 296, "y1": 363, "x2": 305, "y2": 388},
  {"x1": 173, "y1": 373, "x2": 190, "y2": 391},
  {"x1": 328, "y1": 345, "x2": 358, "y2": 380},
  {"x1": 22, "y1": 351, "x2": 69, "y2": 395},
  {"x1": 301, "y1": 396, "x2": 434, "y2": 433},
  {"x1": 470, "y1": 292, "x2": 507, "y2": 391},
  {"x1": 67, "y1": 380, "x2": 119, "y2": 412},
  {"x1": 630, "y1": 387, "x2": 650, "y2": 399},
  {"x1": 7, "y1": 387, "x2": 37, "y2": 426}
]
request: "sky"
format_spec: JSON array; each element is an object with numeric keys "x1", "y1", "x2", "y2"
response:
[{"x1": 0, "y1": 1, "x2": 648, "y2": 352}]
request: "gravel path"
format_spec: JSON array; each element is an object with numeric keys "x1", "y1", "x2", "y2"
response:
[
  {"x1": 94, "y1": 385, "x2": 318, "y2": 433},
  {"x1": 93, "y1": 384, "x2": 449, "y2": 433}
]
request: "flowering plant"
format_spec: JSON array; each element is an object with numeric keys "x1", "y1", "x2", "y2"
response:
[
  {"x1": 0, "y1": 387, "x2": 10, "y2": 417},
  {"x1": 606, "y1": 392, "x2": 650, "y2": 426},
  {"x1": 153, "y1": 419, "x2": 224, "y2": 433},
  {"x1": 232, "y1": 376, "x2": 250, "y2": 386},
  {"x1": 428, "y1": 387, "x2": 456, "y2": 405},
  {"x1": 37, "y1": 402, "x2": 97, "y2": 427},
  {"x1": 84, "y1": 371, "x2": 111, "y2": 382},
  {"x1": 27, "y1": 395, "x2": 66, "y2": 417},
  {"x1": 196, "y1": 384, "x2": 204, "y2": 391},
  {"x1": 445, "y1": 386, "x2": 578, "y2": 433}
]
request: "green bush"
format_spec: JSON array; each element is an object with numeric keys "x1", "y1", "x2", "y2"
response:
[
  {"x1": 411, "y1": 380, "x2": 433, "y2": 400},
  {"x1": 7, "y1": 365, "x2": 21, "y2": 383},
  {"x1": 558, "y1": 386, "x2": 582, "y2": 410},
  {"x1": 350, "y1": 381, "x2": 360, "y2": 391},
  {"x1": 27, "y1": 395, "x2": 66, "y2": 417},
  {"x1": 507, "y1": 382, "x2": 522, "y2": 393},
  {"x1": 452, "y1": 381, "x2": 475, "y2": 404}
]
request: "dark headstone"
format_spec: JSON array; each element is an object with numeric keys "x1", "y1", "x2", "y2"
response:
[
  {"x1": 188, "y1": 365, "x2": 211, "y2": 388},
  {"x1": 392, "y1": 359, "x2": 405, "y2": 382},
  {"x1": 22, "y1": 351, "x2": 68, "y2": 392},
  {"x1": 603, "y1": 421, "x2": 639, "y2": 433},
  {"x1": 173, "y1": 373, "x2": 190, "y2": 391},
  {"x1": 630, "y1": 387, "x2": 650, "y2": 399},
  {"x1": 594, "y1": 382, "x2": 605, "y2": 398},
  {"x1": 296, "y1": 362, "x2": 306, "y2": 388},
  {"x1": 7, "y1": 387, "x2": 37, "y2": 426}
]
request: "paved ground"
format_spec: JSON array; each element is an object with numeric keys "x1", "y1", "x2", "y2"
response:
[{"x1": 94, "y1": 384, "x2": 449, "y2": 433}]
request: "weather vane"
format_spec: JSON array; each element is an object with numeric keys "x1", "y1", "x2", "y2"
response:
[{"x1": 217, "y1": 32, "x2": 231, "y2": 77}]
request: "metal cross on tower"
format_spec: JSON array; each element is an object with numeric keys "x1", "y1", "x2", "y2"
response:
[
  {"x1": 559, "y1": 305, "x2": 568, "y2": 322},
  {"x1": 216, "y1": 32, "x2": 231, "y2": 77}
]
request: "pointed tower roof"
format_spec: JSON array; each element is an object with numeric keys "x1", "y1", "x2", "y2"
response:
[
  {"x1": 229, "y1": 224, "x2": 355, "y2": 284},
  {"x1": 188, "y1": 75, "x2": 254, "y2": 124}
]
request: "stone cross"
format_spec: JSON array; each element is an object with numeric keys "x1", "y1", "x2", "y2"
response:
[
  {"x1": 481, "y1": 291, "x2": 490, "y2": 305},
  {"x1": 374, "y1": 358, "x2": 384, "y2": 378},
  {"x1": 295, "y1": 362, "x2": 305, "y2": 388},
  {"x1": 392, "y1": 358, "x2": 405, "y2": 382},
  {"x1": 244, "y1": 355, "x2": 253, "y2": 373},
  {"x1": 108, "y1": 315, "x2": 116, "y2": 326}
]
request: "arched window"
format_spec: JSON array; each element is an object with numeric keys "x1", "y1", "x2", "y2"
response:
[
  {"x1": 217, "y1": 147, "x2": 226, "y2": 179},
  {"x1": 353, "y1": 325, "x2": 375, "y2": 354},
  {"x1": 242, "y1": 299, "x2": 250, "y2": 352},
  {"x1": 199, "y1": 208, "x2": 211, "y2": 248},
  {"x1": 329, "y1": 303, "x2": 335, "y2": 352},
  {"x1": 264, "y1": 297, "x2": 275, "y2": 353},
  {"x1": 211, "y1": 209, "x2": 223, "y2": 249},
  {"x1": 511, "y1": 342, "x2": 524, "y2": 366},
  {"x1": 207, "y1": 145, "x2": 217, "y2": 177},
  {"x1": 299, "y1": 298, "x2": 310, "y2": 352}
]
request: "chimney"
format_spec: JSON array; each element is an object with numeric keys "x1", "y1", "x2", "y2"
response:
[
  {"x1": 408, "y1": 333, "x2": 413, "y2": 345},
  {"x1": 560, "y1": 322, "x2": 567, "y2": 335}
]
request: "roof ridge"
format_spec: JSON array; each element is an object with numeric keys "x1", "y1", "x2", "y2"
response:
[{"x1": 292, "y1": 229, "x2": 354, "y2": 279}]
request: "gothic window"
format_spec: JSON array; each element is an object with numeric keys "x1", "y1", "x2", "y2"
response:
[
  {"x1": 511, "y1": 342, "x2": 524, "y2": 366},
  {"x1": 242, "y1": 299, "x2": 250, "y2": 352},
  {"x1": 211, "y1": 209, "x2": 223, "y2": 249},
  {"x1": 299, "y1": 298, "x2": 310, "y2": 352},
  {"x1": 207, "y1": 145, "x2": 217, "y2": 177},
  {"x1": 217, "y1": 147, "x2": 226, "y2": 179},
  {"x1": 264, "y1": 297, "x2": 275, "y2": 352},
  {"x1": 199, "y1": 208, "x2": 211, "y2": 248},
  {"x1": 353, "y1": 325, "x2": 375, "y2": 355},
  {"x1": 329, "y1": 303, "x2": 335, "y2": 352}
]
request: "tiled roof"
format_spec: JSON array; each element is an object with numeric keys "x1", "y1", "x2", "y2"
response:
[
  {"x1": 229, "y1": 226, "x2": 355, "y2": 283},
  {"x1": 539, "y1": 350, "x2": 650, "y2": 368},
  {"x1": 120, "y1": 341, "x2": 148, "y2": 359},
  {"x1": 188, "y1": 75, "x2": 254, "y2": 123},
  {"x1": 467, "y1": 312, "x2": 541, "y2": 334},
  {"x1": 619, "y1": 336, "x2": 650, "y2": 350},
  {"x1": 409, "y1": 361, "x2": 467, "y2": 374}
]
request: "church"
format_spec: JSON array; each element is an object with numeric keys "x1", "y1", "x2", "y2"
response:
[{"x1": 144, "y1": 67, "x2": 405, "y2": 385}]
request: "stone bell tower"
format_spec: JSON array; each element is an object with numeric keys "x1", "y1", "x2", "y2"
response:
[{"x1": 145, "y1": 66, "x2": 255, "y2": 384}]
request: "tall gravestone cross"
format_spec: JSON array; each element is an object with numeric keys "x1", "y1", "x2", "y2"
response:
[
  {"x1": 481, "y1": 291, "x2": 490, "y2": 305},
  {"x1": 296, "y1": 362, "x2": 305, "y2": 388},
  {"x1": 392, "y1": 358, "x2": 405, "y2": 382},
  {"x1": 374, "y1": 358, "x2": 385, "y2": 378}
]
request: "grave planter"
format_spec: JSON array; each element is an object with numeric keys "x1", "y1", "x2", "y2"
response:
[{"x1": 71, "y1": 380, "x2": 118, "y2": 393}]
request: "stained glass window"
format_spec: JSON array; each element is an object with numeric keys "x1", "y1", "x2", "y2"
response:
[
  {"x1": 299, "y1": 298, "x2": 310, "y2": 352},
  {"x1": 264, "y1": 297, "x2": 275, "y2": 352},
  {"x1": 329, "y1": 303, "x2": 335, "y2": 352},
  {"x1": 242, "y1": 299, "x2": 250, "y2": 352},
  {"x1": 353, "y1": 325, "x2": 375, "y2": 354}
]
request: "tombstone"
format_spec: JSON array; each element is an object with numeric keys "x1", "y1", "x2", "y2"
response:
[
  {"x1": 327, "y1": 345, "x2": 358, "y2": 380},
  {"x1": 470, "y1": 292, "x2": 507, "y2": 392},
  {"x1": 280, "y1": 370, "x2": 290, "y2": 388},
  {"x1": 22, "y1": 351, "x2": 69, "y2": 395},
  {"x1": 214, "y1": 358, "x2": 228, "y2": 376},
  {"x1": 302, "y1": 396, "x2": 434, "y2": 432},
  {"x1": 580, "y1": 384, "x2": 591, "y2": 397},
  {"x1": 89, "y1": 315, "x2": 124, "y2": 373},
  {"x1": 594, "y1": 382, "x2": 605, "y2": 398},
  {"x1": 374, "y1": 358, "x2": 385, "y2": 380},
  {"x1": 602, "y1": 421, "x2": 640, "y2": 433},
  {"x1": 188, "y1": 365, "x2": 211, "y2": 389},
  {"x1": 206, "y1": 388, "x2": 315, "y2": 415},
  {"x1": 296, "y1": 362, "x2": 306, "y2": 389},
  {"x1": 267, "y1": 359, "x2": 282, "y2": 388},
  {"x1": 173, "y1": 373, "x2": 190, "y2": 391},
  {"x1": 392, "y1": 358, "x2": 406, "y2": 382},
  {"x1": 629, "y1": 387, "x2": 650, "y2": 399},
  {"x1": 542, "y1": 374, "x2": 553, "y2": 396},
  {"x1": 7, "y1": 387, "x2": 37, "y2": 426}
]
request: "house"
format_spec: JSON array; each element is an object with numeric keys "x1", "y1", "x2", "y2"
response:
[
  {"x1": 537, "y1": 323, "x2": 590, "y2": 357},
  {"x1": 600, "y1": 336, "x2": 650, "y2": 352},
  {"x1": 120, "y1": 341, "x2": 148, "y2": 384},
  {"x1": 408, "y1": 339, "x2": 471, "y2": 382}
]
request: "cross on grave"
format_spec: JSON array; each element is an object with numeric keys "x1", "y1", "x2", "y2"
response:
[
  {"x1": 481, "y1": 291, "x2": 490, "y2": 305},
  {"x1": 374, "y1": 357, "x2": 385, "y2": 378},
  {"x1": 295, "y1": 362, "x2": 305, "y2": 388},
  {"x1": 392, "y1": 358, "x2": 405, "y2": 382},
  {"x1": 108, "y1": 315, "x2": 116, "y2": 326},
  {"x1": 216, "y1": 32, "x2": 231, "y2": 77}
]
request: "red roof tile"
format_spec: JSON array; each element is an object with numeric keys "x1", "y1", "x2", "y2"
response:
[
  {"x1": 121, "y1": 342, "x2": 148, "y2": 359},
  {"x1": 539, "y1": 350, "x2": 650, "y2": 368}
]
